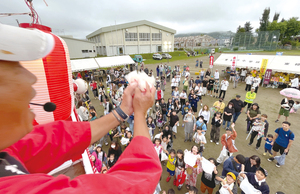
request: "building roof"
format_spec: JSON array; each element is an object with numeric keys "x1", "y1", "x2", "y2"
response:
[
  {"x1": 86, "y1": 20, "x2": 176, "y2": 39},
  {"x1": 59, "y1": 36, "x2": 95, "y2": 44}
]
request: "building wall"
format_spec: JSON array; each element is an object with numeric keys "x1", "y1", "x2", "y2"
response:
[
  {"x1": 89, "y1": 24, "x2": 175, "y2": 56},
  {"x1": 61, "y1": 37, "x2": 96, "y2": 59}
]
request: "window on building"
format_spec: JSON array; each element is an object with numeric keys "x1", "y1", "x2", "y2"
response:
[
  {"x1": 125, "y1": 33, "x2": 138, "y2": 41},
  {"x1": 89, "y1": 50, "x2": 93, "y2": 53},
  {"x1": 152, "y1": 33, "x2": 162, "y2": 41},
  {"x1": 82, "y1": 50, "x2": 88, "y2": 53},
  {"x1": 139, "y1": 33, "x2": 150, "y2": 41}
]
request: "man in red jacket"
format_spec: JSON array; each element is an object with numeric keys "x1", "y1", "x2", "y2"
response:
[
  {"x1": 216, "y1": 124, "x2": 238, "y2": 165},
  {"x1": 0, "y1": 23, "x2": 162, "y2": 193}
]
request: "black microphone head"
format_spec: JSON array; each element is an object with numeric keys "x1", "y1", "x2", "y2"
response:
[{"x1": 43, "y1": 102, "x2": 56, "y2": 112}]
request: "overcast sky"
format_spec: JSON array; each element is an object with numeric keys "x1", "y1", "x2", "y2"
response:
[{"x1": 1, "y1": 0, "x2": 299, "y2": 39}]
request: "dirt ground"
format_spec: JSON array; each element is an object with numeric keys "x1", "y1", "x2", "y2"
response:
[{"x1": 76, "y1": 53, "x2": 300, "y2": 194}]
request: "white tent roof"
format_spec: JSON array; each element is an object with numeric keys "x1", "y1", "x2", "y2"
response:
[
  {"x1": 71, "y1": 58, "x2": 99, "y2": 72},
  {"x1": 95, "y1": 55, "x2": 135, "y2": 68},
  {"x1": 269, "y1": 56, "x2": 300, "y2": 74},
  {"x1": 71, "y1": 55, "x2": 135, "y2": 72},
  {"x1": 214, "y1": 54, "x2": 300, "y2": 73}
]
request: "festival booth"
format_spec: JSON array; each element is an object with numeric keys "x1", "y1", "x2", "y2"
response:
[
  {"x1": 214, "y1": 54, "x2": 300, "y2": 88},
  {"x1": 71, "y1": 58, "x2": 100, "y2": 72}
]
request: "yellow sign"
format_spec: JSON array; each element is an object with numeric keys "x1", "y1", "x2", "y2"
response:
[{"x1": 260, "y1": 59, "x2": 268, "y2": 75}]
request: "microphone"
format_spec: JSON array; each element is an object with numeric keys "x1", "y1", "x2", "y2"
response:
[{"x1": 29, "y1": 102, "x2": 57, "y2": 112}]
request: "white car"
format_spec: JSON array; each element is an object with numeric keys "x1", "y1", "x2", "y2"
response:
[
  {"x1": 152, "y1": 53, "x2": 162, "y2": 60},
  {"x1": 161, "y1": 53, "x2": 172, "y2": 59}
]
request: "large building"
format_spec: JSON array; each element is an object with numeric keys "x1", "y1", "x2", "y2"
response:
[
  {"x1": 86, "y1": 20, "x2": 176, "y2": 56},
  {"x1": 60, "y1": 36, "x2": 96, "y2": 59}
]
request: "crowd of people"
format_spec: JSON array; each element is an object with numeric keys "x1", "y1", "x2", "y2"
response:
[{"x1": 75, "y1": 61, "x2": 297, "y2": 194}]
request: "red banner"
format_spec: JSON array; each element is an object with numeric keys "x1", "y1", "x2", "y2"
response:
[
  {"x1": 231, "y1": 56, "x2": 236, "y2": 70},
  {"x1": 263, "y1": 69, "x2": 272, "y2": 85},
  {"x1": 209, "y1": 55, "x2": 214, "y2": 68}
]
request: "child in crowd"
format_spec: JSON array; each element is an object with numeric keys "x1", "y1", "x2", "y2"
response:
[
  {"x1": 215, "y1": 172, "x2": 237, "y2": 194},
  {"x1": 161, "y1": 136, "x2": 170, "y2": 164},
  {"x1": 200, "y1": 158, "x2": 218, "y2": 194},
  {"x1": 166, "y1": 149, "x2": 177, "y2": 182},
  {"x1": 179, "y1": 90, "x2": 188, "y2": 107},
  {"x1": 202, "y1": 77, "x2": 208, "y2": 96},
  {"x1": 182, "y1": 101, "x2": 191, "y2": 127},
  {"x1": 239, "y1": 167, "x2": 270, "y2": 194},
  {"x1": 195, "y1": 115, "x2": 207, "y2": 135},
  {"x1": 146, "y1": 116, "x2": 155, "y2": 140},
  {"x1": 124, "y1": 131, "x2": 133, "y2": 148},
  {"x1": 290, "y1": 101, "x2": 300, "y2": 113},
  {"x1": 90, "y1": 154, "x2": 102, "y2": 173},
  {"x1": 156, "y1": 114, "x2": 165, "y2": 132},
  {"x1": 188, "y1": 186, "x2": 199, "y2": 194},
  {"x1": 248, "y1": 117, "x2": 265, "y2": 150},
  {"x1": 107, "y1": 154, "x2": 116, "y2": 170},
  {"x1": 216, "y1": 125, "x2": 237, "y2": 165},
  {"x1": 210, "y1": 112, "x2": 222, "y2": 144},
  {"x1": 154, "y1": 138, "x2": 163, "y2": 159},
  {"x1": 213, "y1": 79, "x2": 220, "y2": 98},
  {"x1": 189, "y1": 94, "x2": 200, "y2": 113},
  {"x1": 263, "y1": 134, "x2": 273, "y2": 157},
  {"x1": 174, "y1": 149, "x2": 185, "y2": 190},
  {"x1": 193, "y1": 127, "x2": 207, "y2": 156}
]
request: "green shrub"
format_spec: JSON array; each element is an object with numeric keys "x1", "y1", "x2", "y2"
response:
[{"x1": 233, "y1": 47, "x2": 239, "y2": 51}]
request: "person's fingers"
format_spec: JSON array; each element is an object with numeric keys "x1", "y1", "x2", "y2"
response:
[{"x1": 125, "y1": 82, "x2": 138, "y2": 97}]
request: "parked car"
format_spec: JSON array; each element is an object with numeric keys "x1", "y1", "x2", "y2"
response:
[
  {"x1": 152, "y1": 53, "x2": 162, "y2": 60},
  {"x1": 161, "y1": 53, "x2": 172, "y2": 59},
  {"x1": 132, "y1": 55, "x2": 143, "y2": 63}
]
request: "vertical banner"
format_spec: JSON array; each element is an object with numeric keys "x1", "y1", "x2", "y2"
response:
[
  {"x1": 260, "y1": 59, "x2": 268, "y2": 75},
  {"x1": 263, "y1": 69, "x2": 272, "y2": 85},
  {"x1": 209, "y1": 55, "x2": 214, "y2": 68},
  {"x1": 231, "y1": 56, "x2": 236, "y2": 70}
]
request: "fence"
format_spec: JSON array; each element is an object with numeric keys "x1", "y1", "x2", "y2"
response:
[{"x1": 230, "y1": 31, "x2": 280, "y2": 51}]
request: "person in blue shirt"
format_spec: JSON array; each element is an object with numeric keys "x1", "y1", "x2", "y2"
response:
[
  {"x1": 195, "y1": 76, "x2": 201, "y2": 85},
  {"x1": 189, "y1": 94, "x2": 199, "y2": 113},
  {"x1": 181, "y1": 101, "x2": 191, "y2": 127},
  {"x1": 239, "y1": 167, "x2": 270, "y2": 194},
  {"x1": 196, "y1": 115, "x2": 207, "y2": 134},
  {"x1": 222, "y1": 154, "x2": 245, "y2": 178},
  {"x1": 268, "y1": 121, "x2": 294, "y2": 167}
]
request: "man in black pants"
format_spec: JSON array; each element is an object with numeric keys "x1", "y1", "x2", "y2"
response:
[
  {"x1": 219, "y1": 77, "x2": 229, "y2": 99},
  {"x1": 268, "y1": 121, "x2": 295, "y2": 167}
]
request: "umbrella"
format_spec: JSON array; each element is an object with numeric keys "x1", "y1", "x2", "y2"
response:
[{"x1": 280, "y1": 88, "x2": 300, "y2": 99}]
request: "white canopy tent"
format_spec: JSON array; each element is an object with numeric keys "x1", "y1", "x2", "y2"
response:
[
  {"x1": 71, "y1": 58, "x2": 99, "y2": 72},
  {"x1": 94, "y1": 55, "x2": 135, "y2": 68},
  {"x1": 214, "y1": 54, "x2": 300, "y2": 73},
  {"x1": 70, "y1": 55, "x2": 135, "y2": 72},
  {"x1": 269, "y1": 56, "x2": 300, "y2": 73}
]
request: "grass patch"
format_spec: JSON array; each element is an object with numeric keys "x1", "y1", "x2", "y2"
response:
[{"x1": 129, "y1": 51, "x2": 208, "y2": 65}]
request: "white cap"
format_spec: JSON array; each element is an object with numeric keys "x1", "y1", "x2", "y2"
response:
[{"x1": 0, "y1": 23, "x2": 55, "y2": 61}]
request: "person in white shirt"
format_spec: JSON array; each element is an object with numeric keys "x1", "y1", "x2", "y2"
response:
[
  {"x1": 291, "y1": 76, "x2": 299, "y2": 89},
  {"x1": 175, "y1": 73, "x2": 181, "y2": 87},
  {"x1": 194, "y1": 83, "x2": 204, "y2": 106},
  {"x1": 193, "y1": 128, "x2": 207, "y2": 156},
  {"x1": 185, "y1": 70, "x2": 190, "y2": 78},
  {"x1": 172, "y1": 87, "x2": 180, "y2": 102},
  {"x1": 245, "y1": 74, "x2": 253, "y2": 91},
  {"x1": 179, "y1": 90, "x2": 187, "y2": 107},
  {"x1": 171, "y1": 77, "x2": 177, "y2": 91},
  {"x1": 200, "y1": 69, "x2": 205, "y2": 81},
  {"x1": 77, "y1": 101, "x2": 89, "y2": 121},
  {"x1": 214, "y1": 69, "x2": 220, "y2": 80},
  {"x1": 240, "y1": 69, "x2": 248, "y2": 82},
  {"x1": 252, "y1": 75, "x2": 261, "y2": 93},
  {"x1": 219, "y1": 77, "x2": 229, "y2": 99},
  {"x1": 198, "y1": 105, "x2": 211, "y2": 124}
]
